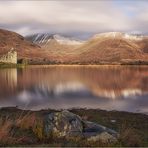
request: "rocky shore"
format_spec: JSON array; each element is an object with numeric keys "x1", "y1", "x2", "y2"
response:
[{"x1": 0, "y1": 107, "x2": 147, "y2": 147}]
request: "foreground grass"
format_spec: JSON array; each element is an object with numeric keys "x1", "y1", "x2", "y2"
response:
[
  {"x1": 0, "y1": 107, "x2": 147, "y2": 147},
  {"x1": 70, "y1": 109, "x2": 148, "y2": 147}
]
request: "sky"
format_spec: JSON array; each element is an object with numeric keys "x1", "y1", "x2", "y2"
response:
[{"x1": 0, "y1": 0, "x2": 148, "y2": 39}]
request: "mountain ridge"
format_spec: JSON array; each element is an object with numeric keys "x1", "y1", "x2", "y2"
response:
[
  {"x1": 26, "y1": 33, "x2": 84, "y2": 45},
  {"x1": 0, "y1": 29, "x2": 148, "y2": 64}
]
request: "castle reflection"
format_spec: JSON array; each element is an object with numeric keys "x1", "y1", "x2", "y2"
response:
[{"x1": 0, "y1": 68, "x2": 17, "y2": 97}]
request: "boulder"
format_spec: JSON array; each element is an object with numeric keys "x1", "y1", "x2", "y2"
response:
[
  {"x1": 83, "y1": 121, "x2": 117, "y2": 137},
  {"x1": 44, "y1": 110, "x2": 83, "y2": 138},
  {"x1": 44, "y1": 110, "x2": 118, "y2": 142}
]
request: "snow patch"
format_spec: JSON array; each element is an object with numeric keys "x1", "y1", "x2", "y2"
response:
[
  {"x1": 53, "y1": 34, "x2": 83, "y2": 45},
  {"x1": 123, "y1": 34, "x2": 143, "y2": 41},
  {"x1": 29, "y1": 34, "x2": 83, "y2": 45},
  {"x1": 93, "y1": 32, "x2": 144, "y2": 41},
  {"x1": 93, "y1": 32, "x2": 123, "y2": 38}
]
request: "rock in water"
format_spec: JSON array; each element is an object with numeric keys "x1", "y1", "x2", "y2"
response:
[{"x1": 44, "y1": 110, "x2": 118, "y2": 142}]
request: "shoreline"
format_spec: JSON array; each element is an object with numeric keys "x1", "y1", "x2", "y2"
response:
[
  {"x1": 0, "y1": 107, "x2": 147, "y2": 146},
  {"x1": 0, "y1": 63, "x2": 148, "y2": 69},
  {"x1": 0, "y1": 106, "x2": 147, "y2": 115}
]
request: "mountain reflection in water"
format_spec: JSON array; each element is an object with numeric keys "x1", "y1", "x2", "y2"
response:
[{"x1": 0, "y1": 66, "x2": 148, "y2": 113}]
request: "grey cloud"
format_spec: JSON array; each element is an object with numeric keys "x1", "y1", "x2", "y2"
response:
[{"x1": 0, "y1": 1, "x2": 148, "y2": 39}]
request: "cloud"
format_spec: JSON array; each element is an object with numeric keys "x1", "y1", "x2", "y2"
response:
[{"x1": 0, "y1": 0, "x2": 148, "y2": 39}]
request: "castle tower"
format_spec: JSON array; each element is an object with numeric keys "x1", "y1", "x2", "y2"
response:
[{"x1": 0, "y1": 48, "x2": 17, "y2": 64}]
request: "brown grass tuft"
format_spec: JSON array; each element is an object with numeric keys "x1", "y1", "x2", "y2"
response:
[
  {"x1": 0, "y1": 117, "x2": 16, "y2": 145},
  {"x1": 16, "y1": 113, "x2": 36, "y2": 130}
]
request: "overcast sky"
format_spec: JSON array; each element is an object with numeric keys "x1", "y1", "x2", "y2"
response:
[{"x1": 0, "y1": 0, "x2": 148, "y2": 39}]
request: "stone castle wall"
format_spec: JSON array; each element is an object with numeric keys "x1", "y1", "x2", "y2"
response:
[{"x1": 0, "y1": 49, "x2": 17, "y2": 64}]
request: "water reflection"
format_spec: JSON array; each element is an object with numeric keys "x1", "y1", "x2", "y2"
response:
[
  {"x1": 0, "y1": 69, "x2": 17, "y2": 96},
  {"x1": 0, "y1": 66, "x2": 148, "y2": 113}
]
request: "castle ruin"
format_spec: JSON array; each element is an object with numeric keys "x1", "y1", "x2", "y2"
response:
[{"x1": 0, "y1": 48, "x2": 17, "y2": 64}]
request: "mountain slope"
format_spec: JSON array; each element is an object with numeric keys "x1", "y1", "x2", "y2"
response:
[
  {"x1": 71, "y1": 32, "x2": 148, "y2": 64},
  {"x1": 26, "y1": 34, "x2": 85, "y2": 62},
  {"x1": 26, "y1": 34, "x2": 83, "y2": 45},
  {"x1": 0, "y1": 29, "x2": 148, "y2": 64},
  {"x1": 26, "y1": 32, "x2": 148, "y2": 64},
  {"x1": 0, "y1": 29, "x2": 51, "y2": 62},
  {"x1": 28, "y1": 33, "x2": 83, "y2": 48}
]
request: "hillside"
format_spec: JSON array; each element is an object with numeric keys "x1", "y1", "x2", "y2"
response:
[
  {"x1": 26, "y1": 32, "x2": 148, "y2": 64},
  {"x1": 0, "y1": 29, "x2": 148, "y2": 64},
  {"x1": 71, "y1": 32, "x2": 148, "y2": 64},
  {"x1": 0, "y1": 29, "x2": 49, "y2": 63},
  {"x1": 26, "y1": 34, "x2": 84, "y2": 62}
]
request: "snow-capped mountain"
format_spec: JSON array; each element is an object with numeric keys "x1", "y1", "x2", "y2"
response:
[
  {"x1": 0, "y1": 29, "x2": 148, "y2": 65},
  {"x1": 26, "y1": 34, "x2": 84, "y2": 45},
  {"x1": 24, "y1": 31, "x2": 148, "y2": 64},
  {"x1": 93, "y1": 32, "x2": 144, "y2": 41}
]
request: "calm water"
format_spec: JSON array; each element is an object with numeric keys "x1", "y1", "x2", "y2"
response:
[{"x1": 0, "y1": 65, "x2": 148, "y2": 113}]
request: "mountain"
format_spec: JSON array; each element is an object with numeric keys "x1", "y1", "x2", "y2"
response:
[
  {"x1": 0, "y1": 29, "x2": 148, "y2": 64},
  {"x1": 26, "y1": 32, "x2": 148, "y2": 64},
  {"x1": 0, "y1": 29, "x2": 50, "y2": 62},
  {"x1": 26, "y1": 34, "x2": 85, "y2": 63},
  {"x1": 26, "y1": 34, "x2": 83, "y2": 55},
  {"x1": 26, "y1": 34, "x2": 83, "y2": 45},
  {"x1": 71, "y1": 32, "x2": 148, "y2": 64}
]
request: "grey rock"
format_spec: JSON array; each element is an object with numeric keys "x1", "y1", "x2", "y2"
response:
[
  {"x1": 44, "y1": 110, "x2": 83, "y2": 137},
  {"x1": 83, "y1": 121, "x2": 117, "y2": 137},
  {"x1": 44, "y1": 110, "x2": 118, "y2": 142},
  {"x1": 87, "y1": 132, "x2": 117, "y2": 143}
]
